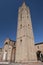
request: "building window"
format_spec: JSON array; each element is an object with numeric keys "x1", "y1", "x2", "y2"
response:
[
  {"x1": 37, "y1": 46, "x2": 39, "y2": 49},
  {"x1": 5, "y1": 50, "x2": 7, "y2": 52},
  {"x1": 20, "y1": 39, "x2": 22, "y2": 42},
  {"x1": 28, "y1": 24, "x2": 30, "y2": 28},
  {"x1": 20, "y1": 24, "x2": 22, "y2": 29},
  {"x1": 5, "y1": 42, "x2": 8, "y2": 45},
  {"x1": 20, "y1": 39, "x2": 22, "y2": 45},
  {"x1": 20, "y1": 13, "x2": 22, "y2": 20},
  {"x1": 28, "y1": 24, "x2": 30, "y2": 26}
]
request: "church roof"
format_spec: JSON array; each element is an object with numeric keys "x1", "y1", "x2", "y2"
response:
[
  {"x1": 35, "y1": 42, "x2": 43, "y2": 45},
  {"x1": 10, "y1": 39, "x2": 16, "y2": 43}
]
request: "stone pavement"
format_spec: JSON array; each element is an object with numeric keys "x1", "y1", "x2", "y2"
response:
[{"x1": 0, "y1": 62, "x2": 43, "y2": 65}]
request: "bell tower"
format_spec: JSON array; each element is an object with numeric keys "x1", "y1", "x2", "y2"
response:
[{"x1": 15, "y1": 2, "x2": 37, "y2": 62}]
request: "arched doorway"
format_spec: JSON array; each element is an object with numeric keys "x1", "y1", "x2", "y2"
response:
[
  {"x1": 36, "y1": 51, "x2": 41, "y2": 61},
  {"x1": 3, "y1": 50, "x2": 7, "y2": 61},
  {"x1": 36, "y1": 51, "x2": 43, "y2": 62}
]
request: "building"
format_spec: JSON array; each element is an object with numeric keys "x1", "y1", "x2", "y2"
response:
[
  {"x1": 35, "y1": 42, "x2": 43, "y2": 61},
  {"x1": 0, "y1": 38, "x2": 16, "y2": 62},
  {"x1": 0, "y1": 2, "x2": 43, "y2": 62},
  {"x1": 15, "y1": 2, "x2": 37, "y2": 62}
]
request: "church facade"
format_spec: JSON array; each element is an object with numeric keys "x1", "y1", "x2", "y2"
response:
[{"x1": 0, "y1": 2, "x2": 43, "y2": 62}]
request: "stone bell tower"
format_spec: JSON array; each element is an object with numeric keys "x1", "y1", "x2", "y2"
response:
[{"x1": 15, "y1": 2, "x2": 37, "y2": 62}]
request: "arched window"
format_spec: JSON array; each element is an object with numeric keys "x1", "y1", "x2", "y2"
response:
[{"x1": 5, "y1": 42, "x2": 8, "y2": 45}]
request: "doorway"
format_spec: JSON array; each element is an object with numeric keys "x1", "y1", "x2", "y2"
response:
[
  {"x1": 3, "y1": 50, "x2": 7, "y2": 61},
  {"x1": 36, "y1": 51, "x2": 43, "y2": 62}
]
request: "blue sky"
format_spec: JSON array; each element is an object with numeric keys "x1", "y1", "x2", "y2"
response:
[{"x1": 0, "y1": 0, "x2": 43, "y2": 48}]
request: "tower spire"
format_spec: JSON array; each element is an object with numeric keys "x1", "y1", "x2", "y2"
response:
[
  {"x1": 22, "y1": 0, "x2": 25, "y2": 6},
  {"x1": 22, "y1": 0, "x2": 26, "y2": 8}
]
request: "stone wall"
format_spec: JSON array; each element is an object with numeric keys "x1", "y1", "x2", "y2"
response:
[
  {"x1": 0, "y1": 38, "x2": 43, "y2": 62},
  {"x1": 35, "y1": 43, "x2": 43, "y2": 54}
]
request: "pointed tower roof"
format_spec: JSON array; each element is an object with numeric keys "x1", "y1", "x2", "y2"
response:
[
  {"x1": 22, "y1": 1, "x2": 26, "y2": 7},
  {"x1": 19, "y1": 1, "x2": 29, "y2": 13},
  {"x1": 22, "y1": 1, "x2": 25, "y2": 5}
]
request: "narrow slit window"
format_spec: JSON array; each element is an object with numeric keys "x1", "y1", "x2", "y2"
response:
[
  {"x1": 20, "y1": 39, "x2": 22, "y2": 42},
  {"x1": 20, "y1": 24, "x2": 22, "y2": 29}
]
